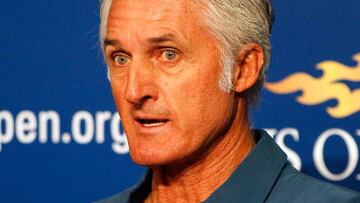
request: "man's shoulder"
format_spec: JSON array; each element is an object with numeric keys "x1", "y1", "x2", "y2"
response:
[
  {"x1": 95, "y1": 187, "x2": 134, "y2": 203},
  {"x1": 268, "y1": 164, "x2": 359, "y2": 203},
  {"x1": 95, "y1": 171, "x2": 152, "y2": 203}
]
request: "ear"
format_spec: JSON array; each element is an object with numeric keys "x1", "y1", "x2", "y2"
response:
[{"x1": 232, "y1": 43, "x2": 264, "y2": 93}]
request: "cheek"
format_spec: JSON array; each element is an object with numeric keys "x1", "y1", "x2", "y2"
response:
[
  {"x1": 111, "y1": 84, "x2": 123, "y2": 110},
  {"x1": 167, "y1": 65, "x2": 230, "y2": 133},
  {"x1": 110, "y1": 74, "x2": 126, "y2": 105},
  {"x1": 110, "y1": 78, "x2": 132, "y2": 123}
]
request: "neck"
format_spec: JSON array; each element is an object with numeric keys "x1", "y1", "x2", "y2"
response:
[{"x1": 145, "y1": 99, "x2": 255, "y2": 203}]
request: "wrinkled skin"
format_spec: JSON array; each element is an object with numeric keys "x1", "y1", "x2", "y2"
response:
[
  {"x1": 104, "y1": 0, "x2": 263, "y2": 202},
  {"x1": 105, "y1": 0, "x2": 234, "y2": 165}
]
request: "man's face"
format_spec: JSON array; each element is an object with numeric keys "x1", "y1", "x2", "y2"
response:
[{"x1": 105, "y1": 0, "x2": 235, "y2": 165}]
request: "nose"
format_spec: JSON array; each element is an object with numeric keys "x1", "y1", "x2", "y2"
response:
[{"x1": 124, "y1": 59, "x2": 158, "y2": 105}]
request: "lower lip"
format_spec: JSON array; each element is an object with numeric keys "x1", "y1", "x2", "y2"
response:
[
  {"x1": 142, "y1": 122, "x2": 165, "y2": 127},
  {"x1": 134, "y1": 120, "x2": 170, "y2": 133}
]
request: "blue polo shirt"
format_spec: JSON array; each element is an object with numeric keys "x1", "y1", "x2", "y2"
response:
[{"x1": 97, "y1": 130, "x2": 359, "y2": 203}]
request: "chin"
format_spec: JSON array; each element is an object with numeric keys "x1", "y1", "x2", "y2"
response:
[{"x1": 128, "y1": 144, "x2": 191, "y2": 167}]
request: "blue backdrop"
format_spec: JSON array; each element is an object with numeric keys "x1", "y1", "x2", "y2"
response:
[{"x1": 1, "y1": 1, "x2": 359, "y2": 202}]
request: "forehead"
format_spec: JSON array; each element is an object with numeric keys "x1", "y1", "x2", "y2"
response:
[{"x1": 106, "y1": 0, "x2": 204, "y2": 41}]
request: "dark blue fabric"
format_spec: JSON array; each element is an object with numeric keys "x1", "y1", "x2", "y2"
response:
[{"x1": 96, "y1": 130, "x2": 359, "y2": 203}]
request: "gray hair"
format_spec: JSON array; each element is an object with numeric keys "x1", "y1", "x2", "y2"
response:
[{"x1": 99, "y1": 0, "x2": 274, "y2": 102}]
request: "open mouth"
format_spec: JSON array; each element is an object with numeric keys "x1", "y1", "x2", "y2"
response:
[{"x1": 136, "y1": 118, "x2": 169, "y2": 127}]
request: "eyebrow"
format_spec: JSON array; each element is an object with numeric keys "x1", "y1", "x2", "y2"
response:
[
  {"x1": 103, "y1": 39, "x2": 132, "y2": 57},
  {"x1": 147, "y1": 34, "x2": 177, "y2": 44},
  {"x1": 103, "y1": 39, "x2": 121, "y2": 48},
  {"x1": 103, "y1": 33, "x2": 179, "y2": 50}
]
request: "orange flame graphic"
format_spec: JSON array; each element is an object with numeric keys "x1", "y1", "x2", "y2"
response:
[{"x1": 265, "y1": 53, "x2": 360, "y2": 118}]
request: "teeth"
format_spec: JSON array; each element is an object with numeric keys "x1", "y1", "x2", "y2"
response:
[{"x1": 143, "y1": 122, "x2": 165, "y2": 127}]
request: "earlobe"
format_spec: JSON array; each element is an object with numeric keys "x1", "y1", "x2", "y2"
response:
[{"x1": 233, "y1": 43, "x2": 264, "y2": 93}]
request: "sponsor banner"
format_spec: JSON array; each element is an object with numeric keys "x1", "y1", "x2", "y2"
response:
[
  {"x1": 1, "y1": 110, "x2": 359, "y2": 183},
  {"x1": 1, "y1": 1, "x2": 359, "y2": 203}
]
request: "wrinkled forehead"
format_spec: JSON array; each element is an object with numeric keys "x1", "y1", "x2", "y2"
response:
[
  {"x1": 110, "y1": 0, "x2": 196, "y2": 18},
  {"x1": 106, "y1": 0, "x2": 207, "y2": 44}
]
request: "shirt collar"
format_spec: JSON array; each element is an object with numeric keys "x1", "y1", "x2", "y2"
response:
[
  {"x1": 128, "y1": 130, "x2": 287, "y2": 203},
  {"x1": 205, "y1": 130, "x2": 287, "y2": 203}
]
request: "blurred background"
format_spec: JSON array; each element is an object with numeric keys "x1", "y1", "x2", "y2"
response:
[{"x1": 1, "y1": 0, "x2": 359, "y2": 202}]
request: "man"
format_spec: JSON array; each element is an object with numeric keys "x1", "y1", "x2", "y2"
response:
[{"x1": 97, "y1": 0, "x2": 359, "y2": 202}]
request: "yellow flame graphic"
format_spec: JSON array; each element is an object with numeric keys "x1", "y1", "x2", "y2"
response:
[{"x1": 265, "y1": 53, "x2": 360, "y2": 118}]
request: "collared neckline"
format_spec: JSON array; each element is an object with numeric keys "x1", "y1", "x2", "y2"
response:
[
  {"x1": 205, "y1": 130, "x2": 287, "y2": 203},
  {"x1": 127, "y1": 130, "x2": 288, "y2": 203}
]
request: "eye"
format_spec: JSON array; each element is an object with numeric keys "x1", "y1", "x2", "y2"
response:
[
  {"x1": 113, "y1": 54, "x2": 130, "y2": 66},
  {"x1": 162, "y1": 50, "x2": 177, "y2": 61}
]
